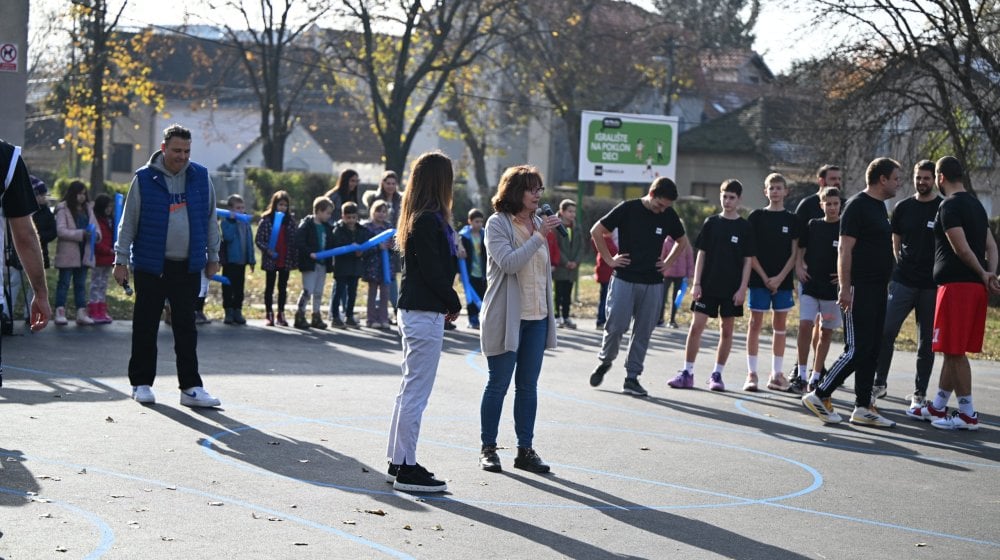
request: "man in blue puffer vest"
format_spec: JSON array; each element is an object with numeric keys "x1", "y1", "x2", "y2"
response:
[{"x1": 113, "y1": 124, "x2": 222, "y2": 407}]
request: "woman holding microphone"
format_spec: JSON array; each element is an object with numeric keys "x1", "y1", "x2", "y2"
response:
[{"x1": 478, "y1": 165, "x2": 561, "y2": 474}]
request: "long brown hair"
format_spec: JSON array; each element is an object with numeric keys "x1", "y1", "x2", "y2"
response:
[
  {"x1": 62, "y1": 180, "x2": 90, "y2": 217},
  {"x1": 396, "y1": 152, "x2": 453, "y2": 254},
  {"x1": 323, "y1": 169, "x2": 359, "y2": 202},
  {"x1": 262, "y1": 190, "x2": 290, "y2": 218}
]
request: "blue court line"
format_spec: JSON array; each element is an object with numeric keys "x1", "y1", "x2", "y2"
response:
[{"x1": 0, "y1": 485, "x2": 115, "y2": 559}]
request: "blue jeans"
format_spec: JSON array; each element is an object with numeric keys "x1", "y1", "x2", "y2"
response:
[
  {"x1": 480, "y1": 318, "x2": 548, "y2": 448},
  {"x1": 56, "y1": 267, "x2": 88, "y2": 309}
]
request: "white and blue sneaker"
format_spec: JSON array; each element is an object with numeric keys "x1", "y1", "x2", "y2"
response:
[
  {"x1": 131, "y1": 385, "x2": 156, "y2": 404},
  {"x1": 180, "y1": 387, "x2": 221, "y2": 408}
]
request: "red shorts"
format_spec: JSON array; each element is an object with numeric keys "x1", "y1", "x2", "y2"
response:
[{"x1": 932, "y1": 282, "x2": 987, "y2": 354}]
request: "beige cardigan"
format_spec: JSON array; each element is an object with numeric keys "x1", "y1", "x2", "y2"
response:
[{"x1": 480, "y1": 212, "x2": 558, "y2": 357}]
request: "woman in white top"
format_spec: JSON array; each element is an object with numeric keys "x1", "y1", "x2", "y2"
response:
[{"x1": 478, "y1": 165, "x2": 561, "y2": 474}]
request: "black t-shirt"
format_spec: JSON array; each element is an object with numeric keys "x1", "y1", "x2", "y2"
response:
[
  {"x1": 891, "y1": 196, "x2": 941, "y2": 289},
  {"x1": 794, "y1": 193, "x2": 823, "y2": 233},
  {"x1": 840, "y1": 191, "x2": 893, "y2": 285},
  {"x1": 695, "y1": 214, "x2": 756, "y2": 297},
  {"x1": 599, "y1": 198, "x2": 686, "y2": 284},
  {"x1": 933, "y1": 191, "x2": 989, "y2": 285},
  {"x1": 799, "y1": 218, "x2": 840, "y2": 300},
  {"x1": 0, "y1": 141, "x2": 41, "y2": 219},
  {"x1": 747, "y1": 208, "x2": 798, "y2": 290}
]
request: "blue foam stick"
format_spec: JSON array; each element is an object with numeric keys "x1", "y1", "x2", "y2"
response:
[
  {"x1": 457, "y1": 258, "x2": 482, "y2": 307},
  {"x1": 211, "y1": 274, "x2": 231, "y2": 286},
  {"x1": 674, "y1": 276, "x2": 689, "y2": 309},
  {"x1": 113, "y1": 193, "x2": 124, "y2": 242},
  {"x1": 381, "y1": 248, "x2": 391, "y2": 285},
  {"x1": 268, "y1": 211, "x2": 284, "y2": 252},
  {"x1": 87, "y1": 223, "x2": 96, "y2": 261},
  {"x1": 216, "y1": 208, "x2": 252, "y2": 223},
  {"x1": 314, "y1": 228, "x2": 396, "y2": 260}
]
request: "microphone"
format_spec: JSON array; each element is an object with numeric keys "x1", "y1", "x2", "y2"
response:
[{"x1": 539, "y1": 204, "x2": 568, "y2": 237}]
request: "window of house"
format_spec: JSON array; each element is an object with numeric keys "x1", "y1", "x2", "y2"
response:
[{"x1": 110, "y1": 143, "x2": 132, "y2": 173}]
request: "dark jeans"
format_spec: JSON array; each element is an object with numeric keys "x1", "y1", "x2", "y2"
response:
[
  {"x1": 56, "y1": 267, "x2": 88, "y2": 309},
  {"x1": 480, "y1": 318, "x2": 548, "y2": 448},
  {"x1": 816, "y1": 282, "x2": 888, "y2": 407},
  {"x1": 597, "y1": 281, "x2": 609, "y2": 325},
  {"x1": 466, "y1": 276, "x2": 486, "y2": 317},
  {"x1": 660, "y1": 276, "x2": 685, "y2": 323},
  {"x1": 554, "y1": 279, "x2": 574, "y2": 320},
  {"x1": 875, "y1": 281, "x2": 936, "y2": 396},
  {"x1": 332, "y1": 275, "x2": 360, "y2": 320},
  {"x1": 264, "y1": 269, "x2": 290, "y2": 313},
  {"x1": 221, "y1": 264, "x2": 247, "y2": 309},
  {"x1": 128, "y1": 260, "x2": 203, "y2": 390}
]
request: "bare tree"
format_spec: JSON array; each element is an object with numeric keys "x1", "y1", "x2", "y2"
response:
[
  {"x1": 810, "y1": 0, "x2": 1000, "y2": 187},
  {"x1": 208, "y1": 0, "x2": 331, "y2": 171},
  {"x1": 331, "y1": 0, "x2": 513, "y2": 175}
]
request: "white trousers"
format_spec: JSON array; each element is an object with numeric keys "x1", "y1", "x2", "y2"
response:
[{"x1": 386, "y1": 310, "x2": 444, "y2": 465}]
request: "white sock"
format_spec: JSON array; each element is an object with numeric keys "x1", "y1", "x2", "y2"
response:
[
  {"x1": 747, "y1": 355, "x2": 758, "y2": 373},
  {"x1": 713, "y1": 363, "x2": 725, "y2": 374},
  {"x1": 957, "y1": 394, "x2": 974, "y2": 416},
  {"x1": 932, "y1": 389, "x2": 952, "y2": 411},
  {"x1": 684, "y1": 362, "x2": 695, "y2": 374},
  {"x1": 772, "y1": 356, "x2": 784, "y2": 375},
  {"x1": 798, "y1": 364, "x2": 808, "y2": 378},
  {"x1": 810, "y1": 370, "x2": 822, "y2": 383}
]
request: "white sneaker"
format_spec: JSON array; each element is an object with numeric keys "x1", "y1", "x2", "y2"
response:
[
  {"x1": 131, "y1": 385, "x2": 156, "y2": 404},
  {"x1": 180, "y1": 387, "x2": 221, "y2": 408},
  {"x1": 932, "y1": 410, "x2": 979, "y2": 431},
  {"x1": 54, "y1": 306, "x2": 68, "y2": 326},
  {"x1": 850, "y1": 405, "x2": 896, "y2": 428},
  {"x1": 801, "y1": 391, "x2": 842, "y2": 423}
]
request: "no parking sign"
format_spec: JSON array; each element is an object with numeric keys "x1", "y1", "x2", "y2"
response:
[{"x1": 0, "y1": 43, "x2": 19, "y2": 72}]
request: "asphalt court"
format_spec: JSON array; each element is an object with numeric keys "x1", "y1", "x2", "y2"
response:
[{"x1": 1, "y1": 319, "x2": 998, "y2": 559}]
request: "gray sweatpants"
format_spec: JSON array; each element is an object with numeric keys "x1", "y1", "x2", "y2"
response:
[
  {"x1": 386, "y1": 310, "x2": 444, "y2": 465},
  {"x1": 875, "y1": 280, "x2": 936, "y2": 396},
  {"x1": 598, "y1": 276, "x2": 665, "y2": 379}
]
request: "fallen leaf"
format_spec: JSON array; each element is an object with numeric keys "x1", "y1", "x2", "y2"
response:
[
  {"x1": 109, "y1": 494, "x2": 127, "y2": 499},
  {"x1": 361, "y1": 467, "x2": 370, "y2": 473},
  {"x1": 55, "y1": 545, "x2": 68, "y2": 552},
  {"x1": 298, "y1": 459, "x2": 310, "y2": 463},
  {"x1": 207, "y1": 501, "x2": 224, "y2": 506},
  {"x1": 639, "y1": 447, "x2": 650, "y2": 451},
  {"x1": 431, "y1": 524, "x2": 443, "y2": 531},
  {"x1": 161, "y1": 536, "x2": 174, "y2": 542},
  {"x1": 37, "y1": 475, "x2": 62, "y2": 481},
  {"x1": 267, "y1": 441, "x2": 281, "y2": 445},
  {"x1": 403, "y1": 525, "x2": 412, "y2": 530},
  {"x1": 252, "y1": 512, "x2": 262, "y2": 519},
  {"x1": 39, "y1": 513, "x2": 53, "y2": 519},
  {"x1": 916, "y1": 543, "x2": 927, "y2": 547},
  {"x1": 166, "y1": 486, "x2": 177, "y2": 491},
  {"x1": 364, "y1": 509, "x2": 386, "y2": 516},
  {"x1": 105, "y1": 416, "x2": 115, "y2": 423},
  {"x1": 77, "y1": 468, "x2": 87, "y2": 475},
  {"x1": 293, "y1": 542, "x2": 308, "y2": 546},
  {"x1": 267, "y1": 517, "x2": 281, "y2": 522},
  {"x1": 342, "y1": 520, "x2": 356, "y2": 525}
]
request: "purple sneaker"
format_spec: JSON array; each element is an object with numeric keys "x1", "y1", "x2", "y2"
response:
[
  {"x1": 707, "y1": 371, "x2": 725, "y2": 392},
  {"x1": 668, "y1": 370, "x2": 694, "y2": 389}
]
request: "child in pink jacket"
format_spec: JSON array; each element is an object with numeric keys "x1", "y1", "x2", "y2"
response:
[{"x1": 659, "y1": 235, "x2": 694, "y2": 328}]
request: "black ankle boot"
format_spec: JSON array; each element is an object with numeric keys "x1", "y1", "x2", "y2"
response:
[
  {"x1": 480, "y1": 445, "x2": 501, "y2": 472},
  {"x1": 513, "y1": 447, "x2": 550, "y2": 473}
]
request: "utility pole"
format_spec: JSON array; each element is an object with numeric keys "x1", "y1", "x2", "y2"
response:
[{"x1": 0, "y1": 1, "x2": 29, "y2": 145}]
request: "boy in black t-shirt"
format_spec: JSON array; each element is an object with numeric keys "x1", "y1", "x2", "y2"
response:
[
  {"x1": 669, "y1": 179, "x2": 755, "y2": 392},
  {"x1": 589, "y1": 177, "x2": 688, "y2": 397},
  {"x1": 744, "y1": 173, "x2": 798, "y2": 392},
  {"x1": 795, "y1": 187, "x2": 842, "y2": 392},
  {"x1": 802, "y1": 158, "x2": 901, "y2": 428}
]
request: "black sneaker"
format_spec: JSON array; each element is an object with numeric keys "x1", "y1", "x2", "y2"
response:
[
  {"x1": 392, "y1": 463, "x2": 447, "y2": 493},
  {"x1": 622, "y1": 377, "x2": 648, "y2": 397},
  {"x1": 513, "y1": 448, "x2": 550, "y2": 473},
  {"x1": 480, "y1": 446, "x2": 502, "y2": 473},
  {"x1": 386, "y1": 462, "x2": 436, "y2": 483},
  {"x1": 590, "y1": 361, "x2": 612, "y2": 387},
  {"x1": 787, "y1": 374, "x2": 807, "y2": 395}
]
